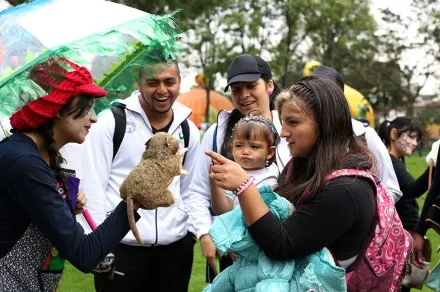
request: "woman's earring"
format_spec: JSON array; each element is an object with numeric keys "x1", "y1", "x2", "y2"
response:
[
  {"x1": 265, "y1": 160, "x2": 270, "y2": 167},
  {"x1": 268, "y1": 90, "x2": 273, "y2": 96}
]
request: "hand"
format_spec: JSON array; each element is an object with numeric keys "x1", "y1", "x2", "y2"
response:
[
  {"x1": 426, "y1": 139, "x2": 440, "y2": 167},
  {"x1": 200, "y1": 234, "x2": 219, "y2": 276},
  {"x1": 123, "y1": 198, "x2": 141, "y2": 211},
  {"x1": 205, "y1": 150, "x2": 249, "y2": 192},
  {"x1": 209, "y1": 164, "x2": 224, "y2": 194},
  {"x1": 74, "y1": 191, "x2": 87, "y2": 215},
  {"x1": 412, "y1": 232, "x2": 426, "y2": 269}
]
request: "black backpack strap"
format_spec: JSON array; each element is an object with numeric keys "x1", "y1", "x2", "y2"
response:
[
  {"x1": 212, "y1": 125, "x2": 218, "y2": 152},
  {"x1": 111, "y1": 103, "x2": 127, "y2": 160},
  {"x1": 181, "y1": 119, "x2": 190, "y2": 165}
]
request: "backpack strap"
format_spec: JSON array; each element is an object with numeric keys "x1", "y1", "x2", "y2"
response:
[
  {"x1": 181, "y1": 119, "x2": 190, "y2": 165},
  {"x1": 326, "y1": 168, "x2": 398, "y2": 246},
  {"x1": 209, "y1": 125, "x2": 219, "y2": 217},
  {"x1": 111, "y1": 103, "x2": 127, "y2": 161},
  {"x1": 325, "y1": 169, "x2": 375, "y2": 183},
  {"x1": 212, "y1": 125, "x2": 218, "y2": 152}
]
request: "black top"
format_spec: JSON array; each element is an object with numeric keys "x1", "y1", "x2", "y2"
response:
[
  {"x1": 152, "y1": 117, "x2": 174, "y2": 134},
  {"x1": 0, "y1": 132, "x2": 140, "y2": 273},
  {"x1": 390, "y1": 154, "x2": 430, "y2": 199},
  {"x1": 390, "y1": 154, "x2": 429, "y2": 231},
  {"x1": 249, "y1": 162, "x2": 375, "y2": 261},
  {"x1": 416, "y1": 145, "x2": 440, "y2": 235}
]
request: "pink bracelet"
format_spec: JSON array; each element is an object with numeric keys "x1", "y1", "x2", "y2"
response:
[{"x1": 233, "y1": 176, "x2": 255, "y2": 196}]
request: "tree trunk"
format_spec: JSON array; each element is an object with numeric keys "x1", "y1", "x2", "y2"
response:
[
  {"x1": 406, "y1": 104, "x2": 414, "y2": 117},
  {"x1": 281, "y1": 8, "x2": 292, "y2": 88}
]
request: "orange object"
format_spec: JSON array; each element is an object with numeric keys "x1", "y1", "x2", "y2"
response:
[
  {"x1": 177, "y1": 88, "x2": 234, "y2": 128},
  {"x1": 195, "y1": 73, "x2": 209, "y2": 87}
]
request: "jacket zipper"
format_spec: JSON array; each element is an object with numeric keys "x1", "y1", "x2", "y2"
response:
[{"x1": 153, "y1": 209, "x2": 158, "y2": 246}]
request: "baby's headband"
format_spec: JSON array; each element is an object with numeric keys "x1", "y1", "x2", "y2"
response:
[{"x1": 242, "y1": 114, "x2": 277, "y2": 135}]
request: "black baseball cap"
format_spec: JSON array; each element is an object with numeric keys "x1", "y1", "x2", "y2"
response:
[
  {"x1": 224, "y1": 54, "x2": 272, "y2": 92},
  {"x1": 311, "y1": 65, "x2": 344, "y2": 90}
]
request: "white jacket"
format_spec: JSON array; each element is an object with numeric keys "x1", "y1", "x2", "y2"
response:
[
  {"x1": 189, "y1": 110, "x2": 291, "y2": 239},
  {"x1": 78, "y1": 91, "x2": 200, "y2": 246},
  {"x1": 351, "y1": 119, "x2": 402, "y2": 202}
]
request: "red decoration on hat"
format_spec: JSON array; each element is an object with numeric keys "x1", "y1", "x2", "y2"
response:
[{"x1": 10, "y1": 57, "x2": 107, "y2": 131}]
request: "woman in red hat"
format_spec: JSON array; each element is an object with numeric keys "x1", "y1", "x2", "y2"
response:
[{"x1": 0, "y1": 57, "x2": 141, "y2": 291}]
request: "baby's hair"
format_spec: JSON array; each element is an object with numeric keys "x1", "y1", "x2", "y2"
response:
[{"x1": 232, "y1": 111, "x2": 279, "y2": 166}]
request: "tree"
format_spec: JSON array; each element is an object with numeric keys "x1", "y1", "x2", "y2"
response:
[
  {"x1": 376, "y1": 4, "x2": 439, "y2": 116},
  {"x1": 270, "y1": 0, "x2": 382, "y2": 91},
  {"x1": 269, "y1": 0, "x2": 314, "y2": 87}
]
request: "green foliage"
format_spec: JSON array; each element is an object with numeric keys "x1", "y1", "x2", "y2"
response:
[
  {"x1": 415, "y1": 106, "x2": 440, "y2": 127},
  {"x1": 8, "y1": 0, "x2": 437, "y2": 116},
  {"x1": 375, "y1": 1, "x2": 440, "y2": 116}
]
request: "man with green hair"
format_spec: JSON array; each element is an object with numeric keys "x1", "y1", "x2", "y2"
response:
[{"x1": 81, "y1": 57, "x2": 201, "y2": 291}]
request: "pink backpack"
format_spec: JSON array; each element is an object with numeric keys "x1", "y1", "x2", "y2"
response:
[{"x1": 326, "y1": 169, "x2": 412, "y2": 292}]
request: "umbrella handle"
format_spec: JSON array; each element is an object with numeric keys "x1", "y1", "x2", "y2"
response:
[
  {"x1": 82, "y1": 209, "x2": 97, "y2": 231},
  {"x1": 82, "y1": 209, "x2": 117, "y2": 273}
]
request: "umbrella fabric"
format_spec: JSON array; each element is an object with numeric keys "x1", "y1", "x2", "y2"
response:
[{"x1": 0, "y1": 0, "x2": 184, "y2": 119}]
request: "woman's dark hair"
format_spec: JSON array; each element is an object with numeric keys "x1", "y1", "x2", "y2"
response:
[
  {"x1": 378, "y1": 116, "x2": 424, "y2": 149},
  {"x1": 274, "y1": 76, "x2": 374, "y2": 206},
  {"x1": 231, "y1": 115, "x2": 279, "y2": 166},
  {"x1": 13, "y1": 95, "x2": 94, "y2": 212},
  {"x1": 262, "y1": 75, "x2": 281, "y2": 111},
  {"x1": 219, "y1": 75, "x2": 280, "y2": 160}
]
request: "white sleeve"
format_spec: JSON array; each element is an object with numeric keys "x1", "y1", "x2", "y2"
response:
[
  {"x1": 180, "y1": 121, "x2": 201, "y2": 235},
  {"x1": 80, "y1": 110, "x2": 115, "y2": 226},
  {"x1": 224, "y1": 189, "x2": 236, "y2": 201},
  {"x1": 189, "y1": 124, "x2": 217, "y2": 239},
  {"x1": 364, "y1": 127, "x2": 402, "y2": 202}
]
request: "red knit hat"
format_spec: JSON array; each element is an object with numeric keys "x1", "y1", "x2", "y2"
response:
[{"x1": 10, "y1": 57, "x2": 107, "y2": 131}]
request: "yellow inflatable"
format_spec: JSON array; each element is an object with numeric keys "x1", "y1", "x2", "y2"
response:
[{"x1": 303, "y1": 61, "x2": 375, "y2": 128}]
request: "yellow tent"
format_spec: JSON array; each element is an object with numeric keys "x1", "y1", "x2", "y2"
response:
[{"x1": 303, "y1": 61, "x2": 375, "y2": 128}]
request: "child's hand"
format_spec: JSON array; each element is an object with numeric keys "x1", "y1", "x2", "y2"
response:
[
  {"x1": 209, "y1": 165, "x2": 221, "y2": 188},
  {"x1": 74, "y1": 191, "x2": 87, "y2": 215}
]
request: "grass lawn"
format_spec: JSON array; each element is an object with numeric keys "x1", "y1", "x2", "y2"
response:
[{"x1": 59, "y1": 152, "x2": 439, "y2": 292}]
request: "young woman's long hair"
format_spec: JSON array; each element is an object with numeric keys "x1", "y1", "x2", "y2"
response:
[
  {"x1": 275, "y1": 76, "x2": 375, "y2": 206},
  {"x1": 220, "y1": 76, "x2": 281, "y2": 160},
  {"x1": 12, "y1": 95, "x2": 95, "y2": 212}
]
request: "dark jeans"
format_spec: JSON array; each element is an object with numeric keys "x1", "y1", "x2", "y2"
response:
[
  {"x1": 205, "y1": 255, "x2": 233, "y2": 283},
  {"x1": 94, "y1": 233, "x2": 195, "y2": 292}
]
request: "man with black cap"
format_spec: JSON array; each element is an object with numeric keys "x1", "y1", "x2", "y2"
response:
[{"x1": 312, "y1": 65, "x2": 403, "y2": 202}]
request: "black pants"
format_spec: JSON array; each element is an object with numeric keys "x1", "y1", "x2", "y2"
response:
[
  {"x1": 205, "y1": 255, "x2": 233, "y2": 283},
  {"x1": 94, "y1": 233, "x2": 195, "y2": 292}
]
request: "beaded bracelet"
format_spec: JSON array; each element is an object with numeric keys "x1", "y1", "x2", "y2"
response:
[{"x1": 233, "y1": 176, "x2": 255, "y2": 196}]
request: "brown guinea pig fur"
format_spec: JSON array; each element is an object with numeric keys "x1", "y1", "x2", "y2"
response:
[{"x1": 119, "y1": 132, "x2": 188, "y2": 244}]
